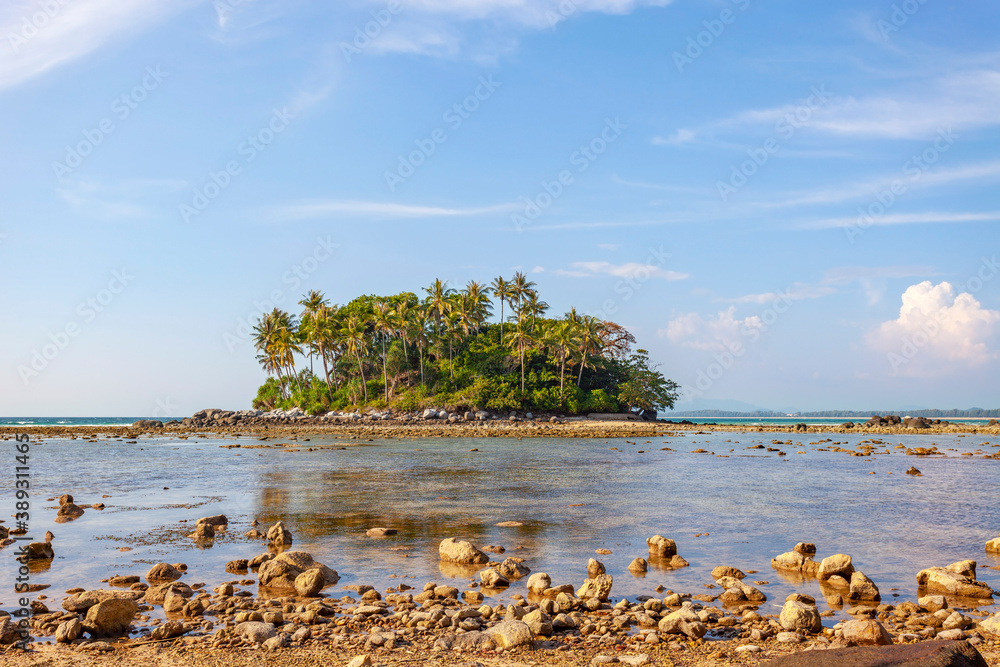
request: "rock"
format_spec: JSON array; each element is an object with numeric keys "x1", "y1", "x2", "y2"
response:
[
  {"x1": 150, "y1": 620, "x2": 188, "y2": 640},
  {"x1": 480, "y1": 568, "x2": 509, "y2": 588},
  {"x1": 986, "y1": 537, "x2": 1000, "y2": 553},
  {"x1": 779, "y1": 599, "x2": 822, "y2": 633},
  {"x1": 848, "y1": 571, "x2": 881, "y2": 601},
  {"x1": 523, "y1": 609, "x2": 553, "y2": 636},
  {"x1": 439, "y1": 537, "x2": 489, "y2": 564},
  {"x1": 25, "y1": 542, "x2": 54, "y2": 560},
  {"x1": 63, "y1": 589, "x2": 145, "y2": 612},
  {"x1": 266, "y1": 521, "x2": 293, "y2": 547},
  {"x1": 906, "y1": 466, "x2": 922, "y2": 475},
  {"x1": 295, "y1": 569, "x2": 325, "y2": 596},
  {"x1": 818, "y1": 554, "x2": 854, "y2": 581},
  {"x1": 83, "y1": 598, "x2": 139, "y2": 636},
  {"x1": 226, "y1": 559, "x2": 249, "y2": 573},
  {"x1": 777, "y1": 632, "x2": 806, "y2": 643},
  {"x1": 485, "y1": 619, "x2": 534, "y2": 649},
  {"x1": 717, "y1": 576, "x2": 767, "y2": 603},
  {"x1": 235, "y1": 621, "x2": 276, "y2": 644},
  {"x1": 498, "y1": 557, "x2": 530, "y2": 579},
  {"x1": 146, "y1": 562, "x2": 182, "y2": 583},
  {"x1": 59, "y1": 494, "x2": 74, "y2": 506},
  {"x1": 771, "y1": 550, "x2": 820, "y2": 576},
  {"x1": 191, "y1": 522, "x2": 215, "y2": 539},
  {"x1": 527, "y1": 572, "x2": 551, "y2": 595},
  {"x1": 657, "y1": 602, "x2": 707, "y2": 639},
  {"x1": 132, "y1": 420, "x2": 163, "y2": 429},
  {"x1": 628, "y1": 558, "x2": 648, "y2": 573},
  {"x1": 619, "y1": 654, "x2": 650, "y2": 666},
  {"x1": 57, "y1": 503, "x2": 86, "y2": 518},
  {"x1": 646, "y1": 535, "x2": 677, "y2": 559},
  {"x1": 917, "y1": 562, "x2": 993, "y2": 598},
  {"x1": 841, "y1": 619, "x2": 892, "y2": 645},
  {"x1": 196, "y1": 514, "x2": 228, "y2": 527},
  {"x1": 55, "y1": 618, "x2": 83, "y2": 643},
  {"x1": 346, "y1": 655, "x2": 373, "y2": 667},
  {"x1": 588, "y1": 558, "x2": 606, "y2": 577},
  {"x1": 577, "y1": 574, "x2": 613, "y2": 601},
  {"x1": 711, "y1": 565, "x2": 746, "y2": 580},
  {"x1": 979, "y1": 613, "x2": 1000, "y2": 637},
  {"x1": 144, "y1": 582, "x2": 193, "y2": 604},
  {"x1": 262, "y1": 635, "x2": 287, "y2": 650},
  {"x1": 919, "y1": 595, "x2": 948, "y2": 612},
  {"x1": 366, "y1": 527, "x2": 397, "y2": 537},
  {"x1": 759, "y1": 640, "x2": 989, "y2": 666}
]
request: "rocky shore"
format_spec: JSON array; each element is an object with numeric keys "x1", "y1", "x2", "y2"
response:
[
  {"x1": 4, "y1": 408, "x2": 999, "y2": 440},
  {"x1": 5, "y1": 517, "x2": 1000, "y2": 666}
]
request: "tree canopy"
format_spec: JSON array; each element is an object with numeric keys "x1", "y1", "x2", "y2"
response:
[{"x1": 251, "y1": 274, "x2": 680, "y2": 416}]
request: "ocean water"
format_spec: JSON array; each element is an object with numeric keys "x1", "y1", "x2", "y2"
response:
[
  {"x1": 0, "y1": 417, "x2": 181, "y2": 427},
  {"x1": 2, "y1": 429, "x2": 999, "y2": 633}
]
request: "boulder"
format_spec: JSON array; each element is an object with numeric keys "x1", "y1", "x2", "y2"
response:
[
  {"x1": 480, "y1": 568, "x2": 510, "y2": 588},
  {"x1": 848, "y1": 571, "x2": 881, "y2": 601},
  {"x1": 55, "y1": 618, "x2": 83, "y2": 643},
  {"x1": 917, "y1": 562, "x2": 993, "y2": 598},
  {"x1": 132, "y1": 420, "x2": 163, "y2": 429},
  {"x1": 818, "y1": 554, "x2": 854, "y2": 582},
  {"x1": 150, "y1": 620, "x2": 189, "y2": 640},
  {"x1": 295, "y1": 569, "x2": 325, "y2": 597},
  {"x1": 259, "y1": 551, "x2": 337, "y2": 591},
  {"x1": 646, "y1": 535, "x2": 677, "y2": 559},
  {"x1": 144, "y1": 582, "x2": 193, "y2": 604},
  {"x1": 57, "y1": 503, "x2": 85, "y2": 519},
  {"x1": 485, "y1": 619, "x2": 534, "y2": 649},
  {"x1": 771, "y1": 550, "x2": 820, "y2": 576},
  {"x1": 779, "y1": 598, "x2": 822, "y2": 633},
  {"x1": 191, "y1": 522, "x2": 215, "y2": 539},
  {"x1": 527, "y1": 572, "x2": 551, "y2": 595},
  {"x1": 587, "y1": 558, "x2": 606, "y2": 577},
  {"x1": 717, "y1": 576, "x2": 767, "y2": 603},
  {"x1": 759, "y1": 640, "x2": 989, "y2": 667},
  {"x1": 658, "y1": 602, "x2": 708, "y2": 639},
  {"x1": 628, "y1": 558, "x2": 648, "y2": 573},
  {"x1": 439, "y1": 537, "x2": 489, "y2": 564},
  {"x1": 25, "y1": 542, "x2": 54, "y2": 560},
  {"x1": 498, "y1": 557, "x2": 530, "y2": 579},
  {"x1": 83, "y1": 598, "x2": 138, "y2": 636},
  {"x1": 577, "y1": 574, "x2": 613, "y2": 601},
  {"x1": 63, "y1": 589, "x2": 144, "y2": 613},
  {"x1": 841, "y1": 619, "x2": 892, "y2": 646},
  {"x1": 235, "y1": 621, "x2": 276, "y2": 644},
  {"x1": 366, "y1": 527, "x2": 397, "y2": 537},
  {"x1": 266, "y1": 521, "x2": 293, "y2": 547},
  {"x1": 978, "y1": 613, "x2": 1000, "y2": 638},
  {"x1": 711, "y1": 565, "x2": 746, "y2": 580},
  {"x1": 147, "y1": 562, "x2": 182, "y2": 583},
  {"x1": 196, "y1": 514, "x2": 228, "y2": 527},
  {"x1": 985, "y1": 537, "x2": 1000, "y2": 554}
]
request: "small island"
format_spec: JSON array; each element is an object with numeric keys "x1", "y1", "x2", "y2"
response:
[{"x1": 250, "y1": 273, "x2": 679, "y2": 419}]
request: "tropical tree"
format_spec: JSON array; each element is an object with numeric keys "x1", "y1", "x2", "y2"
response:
[
  {"x1": 490, "y1": 276, "x2": 514, "y2": 340},
  {"x1": 504, "y1": 317, "x2": 537, "y2": 393},
  {"x1": 372, "y1": 299, "x2": 394, "y2": 402},
  {"x1": 510, "y1": 271, "x2": 536, "y2": 316},
  {"x1": 424, "y1": 278, "x2": 454, "y2": 332},
  {"x1": 342, "y1": 316, "x2": 369, "y2": 402},
  {"x1": 576, "y1": 315, "x2": 605, "y2": 386},
  {"x1": 463, "y1": 280, "x2": 493, "y2": 331},
  {"x1": 298, "y1": 290, "x2": 329, "y2": 373},
  {"x1": 545, "y1": 319, "x2": 578, "y2": 392},
  {"x1": 411, "y1": 307, "x2": 431, "y2": 386}
]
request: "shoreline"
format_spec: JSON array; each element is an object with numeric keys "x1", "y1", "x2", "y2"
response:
[{"x1": 4, "y1": 420, "x2": 1000, "y2": 439}]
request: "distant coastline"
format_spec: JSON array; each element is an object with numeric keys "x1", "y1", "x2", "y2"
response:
[{"x1": 671, "y1": 408, "x2": 1000, "y2": 419}]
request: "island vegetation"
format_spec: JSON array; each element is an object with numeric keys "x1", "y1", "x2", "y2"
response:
[{"x1": 250, "y1": 273, "x2": 679, "y2": 416}]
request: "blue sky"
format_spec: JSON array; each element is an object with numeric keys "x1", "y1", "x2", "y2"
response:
[{"x1": 2, "y1": 0, "x2": 998, "y2": 416}]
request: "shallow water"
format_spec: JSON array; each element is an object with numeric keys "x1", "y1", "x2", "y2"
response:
[{"x1": 3, "y1": 430, "x2": 999, "y2": 628}]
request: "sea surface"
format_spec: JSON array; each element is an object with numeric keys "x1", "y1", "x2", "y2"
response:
[{"x1": 2, "y1": 428, "x2": 999, "y2": 633}]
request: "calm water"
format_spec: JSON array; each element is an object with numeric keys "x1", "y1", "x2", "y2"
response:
[{"x1": 2, "y1": 430, "x2": 999, "y2": 628}]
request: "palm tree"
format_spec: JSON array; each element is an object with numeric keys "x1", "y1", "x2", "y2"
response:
[
  {"x1": 372, "y1": 299, "x2": 394, "y2": 402},
  {"x1": 524, "y1": 291, "x2": 549, "y2": 329},
  {"x1": 443, "y1": 310, "x2": 462, "y2": 379},
  {"x1": 490, "y1": 276, "x2": 513, "y2": 341},
  {"x1": 576, "y1": 315, "x2": 605, "y2": 386},
  {"x1": 253, "y1": 310, "x2": 287, "y2": 397},
  {"x1": 510, "y1": 271, "x2": 537, "y2": 318},
  {"x1": 463, "y1": 280, "x2": 493, "y2": 332},
  {"x1": 545, "y1": 319, "x2": 578, "y2": 392},
  {"x1": 412, "y1": 307, "x2": 431, "y2": 387},
  {"x1": 298, "y1": 290, "x2": 329, "y2": 373},
  {"x1": 504, "y1": 317, "x2": 537, "y2": 393},
  {"x1": 342, "y1": 316, "x2": 369, "y2": 402},
  {"x1": 424, "y1": 278, "x2": 454, "y2": 333},
  {"x1": 310, "y1": 304, "x2": 336, "y2": 396}
]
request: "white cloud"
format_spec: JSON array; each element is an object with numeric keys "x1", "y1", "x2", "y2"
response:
[
  {"x1": 869, "y1": 281, "x2": 1000, "y2": 375},
  {"x1": 371, "y1": 0, "x2": 673, "y2": 27},
  {"x1": 555, "y1": 261, "x2": 689, "y2": 281},
  {"x1": 665, "y1": 69, "x2": 1000, "y2": 143},
  {"x1": 265, "y1": 199, "x2": 517, "y2": 220},
  {"x1": 662, "y1": 306, "x2": 762, "y2": 352},
  {"x1": 797, "y1": 210, "x2": 1000, "y2": 229},
  {"x1": 0, "y1": 0, "x2": 196, "y2": 91}
]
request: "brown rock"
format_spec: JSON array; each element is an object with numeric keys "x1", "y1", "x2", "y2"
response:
[
  {"x1": 841, "y1": 618, "x2": 892, "y2": 645},
  {"x1": 760, "y1": 639, "x2": 988, "y2": 666}
]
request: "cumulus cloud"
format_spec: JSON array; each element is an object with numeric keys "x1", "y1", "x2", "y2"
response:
[
  {"x1": 869, "y1": 281, "x2": 1000, "y2": 375},
  {"x1": 661, "y1": 306, "x2": 763, "y2": 352}
]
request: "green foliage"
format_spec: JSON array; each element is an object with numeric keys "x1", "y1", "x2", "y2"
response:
[
  {"x1": 615, "y1": 349, "x2": 680, "y2": 412},
  {"x1": 251, "y1": 279, "x2": 681, "y2": 416}
]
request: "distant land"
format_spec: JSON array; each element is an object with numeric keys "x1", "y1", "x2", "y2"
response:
[{"x1": 669, "y1": 408, "x2": 1000, "y2": 419}]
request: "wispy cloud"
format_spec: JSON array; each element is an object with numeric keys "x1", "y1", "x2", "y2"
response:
[
  {"x1": 0, "y1": 0, "x2": 196, "y2": 91},
  {"x1": 555, "y1": 261, "x2": 688, "y2": 281},
  {"x1": 665, "y1": 68, "x2": 1000, "y2": 143},
  {"x1": 797, "y1": 211, "x2": 1000, "y2": 230},
  {"x1": 266, "y1": 199, "x2": 518, "y2": 220},
  {"x1": 57, "y1": 178, "x2": 187, "y2": 220}
]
